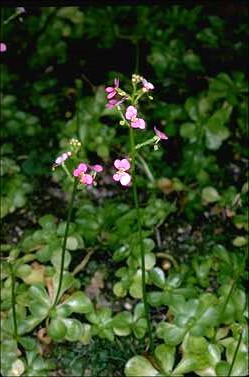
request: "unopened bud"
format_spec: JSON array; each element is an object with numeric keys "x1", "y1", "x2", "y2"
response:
[
  {"x1": 119, "y1": 120, "x2": 125, "y2": 126},
  {"x1": 154, "y1": 144, "x2": 159, "y2": 151}
]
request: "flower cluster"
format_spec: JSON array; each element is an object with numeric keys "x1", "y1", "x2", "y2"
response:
[
  {"x1": 53, "y1": 75, "x2": 168, "y2": 189},
  {"x1": 73, "y1": 163, "x2": 103, "y2": 186},
  {"x1": 105, "y1": 78, "x2": 127, "y2": 109}
]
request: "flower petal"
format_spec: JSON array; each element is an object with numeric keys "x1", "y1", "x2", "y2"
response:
[
  {"x1": 120, "y1": 172, "x2": 131, "y2": 186},
  {"x1": 114, "y1": 78, "x2": 119, "y2": 87},
  {"x1": 113, "y1": 173, "x2": 121, "y2": 181},
  {"x1": 114, "y1": 159, "x2": 122, "y2": 169},
  {"x1": 137, "y1": 118, "x2": 146, "y2": 129},
  {"x1": 125, "y1": 106, "x2": 137, "y2": 120},
  {"x1": 81, "y1": 174, "x2": 93, "y2": 185},
  {"x1": 73, "y1": 168, "x2": 80, "y2": 177},
  {"x1": 105, "y1": 87, "x2": 114, "y2": 92},
  {"x1": 91, "y1": 164, "x2": 103, "y2": 172},
  {"x1": 0, "y1": 43, "x2": 7, "y2": 53},
  {"x1": 77, "y1": 163, "x2": 88, "y2": 173},
  {"x1": 131, "y1": 120, "x2": 140, "y2": 128},
  {"x1": 107, "y1": 91, "x2": 116, "y2": 99},
  {"x1": 119, "y1": 159, "x2": 130, "y2": 170},
  {"x1": 154, "y1": 126, "x2": 168, "y2": 140}
]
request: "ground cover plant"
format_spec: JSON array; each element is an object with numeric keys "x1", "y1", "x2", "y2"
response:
[{"x1": 0, "y1": 4, "x2": 248, "y2": 377}]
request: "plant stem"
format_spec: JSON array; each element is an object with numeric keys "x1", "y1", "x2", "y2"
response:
[
  {"x1": 129, "y1": 126, "x2": 155, "y2": 354},
  {"x1": 53, "y1": 178, "x2": 77, "y2": 306},
  {"x1": 228, "y1": 331, "x2": 243, "y2": 377},
  {"x1": 9, "y1": 263, "x2": 18, "y2": 339}
]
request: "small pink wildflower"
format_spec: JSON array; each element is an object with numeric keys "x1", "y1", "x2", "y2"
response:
[
  {"x1": 105, "y1": 97, "x2": 126, "y2": 109},
  {"x1": 142, "y1": 78, "x2": 154, "y2": 91},
  {"x1": 105, "y1": 78, "x2": 119, "y2": 99},
  {"x1": 89, "y1": 164, "x2": 103, "y2": 173},
  {"x1": 154, "y1": 126, "x2": 168, "y2": 140},
  {"x1": 125, "y1": 105, "x2": 146, "y2": 129},
  {"x1": 73, "y1": 162, "x2": 93, "y2": 185},
  {"x1": 53, "y1": 151, "x2": 72, "y2": 168},
  {"x1": 113, "y1": 159, "x2": 131, "y2": 186},
  {"x1": 0, "y1": 43, "x2": 7, "y2": 53}
]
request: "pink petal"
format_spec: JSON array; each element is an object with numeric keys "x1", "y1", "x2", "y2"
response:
[
  {"x1": 81, "y1": 174, "x2": 93, "y2": 185},
  {"x1": 105, "y1": 87, "x2": 114, "y2": 92},
  {"x1": 120, "y1": 172, "x2": 131, "y2": 186},
  {"x1": 119, "y1": 159, "x2": 130, "y2": 170},
  {"x1": 131, "y1": 119, "x2": 140, "y2": 128},
  {"x1": 91, "y1": 164, "x2": 103, "y2": 172},
  {"x1": 137, "y1": 118, "x2": 146, "y2": 129},
  {"x1": 154, "y1": 126, "x2": 168, "y2": 140},
  {"x1": 113, "y1": 173, "x2": 121, "y2": 181},
  {"x1": 114, "y1": 159, "x2": 122, "y2": 169},
  {"x1": 114, "y1": 78, "x2": 119, "y2": 87},
  {"x1": 55, "y1": 156, "x2": 63, "y2": 165},
  {"x1": 0, "y1": 43, "x2": 7, "y2": 53},
  {"x1": 142, "y1": 79, "x2": 154, "y2": 90},
  {"x1": 77, "y1": 163, "x2": 88, "y2": 173},
  {"x1": 73, "y1": 168, "x2": 80, "y2": 177},
  {"x1": 125, "y1": 106, "x2": 137, "y2": 120},
  {"x1": 106, "y1": 102, "x2": 115, "y2": 109},
  {"x1": 107, "y1": 91, "x2": 116, "y2": 99}
]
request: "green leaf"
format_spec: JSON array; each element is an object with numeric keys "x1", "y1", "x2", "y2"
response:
[
  {"x1": 29, "y1": 284, "x2": 49, "y2": 305},
  {"x1": 66, "y1": 236, "x2": 79, "y2": 250},
  {"x1": 47, "y1": 318, "x2": 67, "y2": 341},
  {"x1": 202, "y1": 186, "x2": 221, "y2": 203},
  {"x1": 180, "y1": 122, "x2": 197, "y2": 142},
  {"x1": 155, "y1": 344, "x2": 175, "y2": 373},
  {"x1": 156, "y1": 322, "x2": 186, "y2": 346},
  {"x1": 133, "y1": 318, "x2": 147, "y2": 339},
  {"x1": 62, "y1": 291, "x2": 93, "y2": 314},
  {"x1": 172, "y1": 356, "x2": 198, "y2": 375},
  {"x1": 113, "y1": 282, "x2": 127, "y2": 298},
  {"x1": 149, "y1": 267, "x2": 166, "y2": 288},
  {"x1": 215, "y1": 361, "x2": 231, "y2": 376},
  {"x1": 125, "y1": 356, "x2": 159, "y2": 377},
  {"x1": 112, "y1": 311, "x2": 132, "y2": 336},
  {"x1": 63, "y1": 318, "x2": 85, "y2": 341},
  {"x1": 204, "y1": 105, "x2": 232, "y2": 150},
  {"x1": 232, "y1": 236, "x2": 247, "y2": 247},
  {"x1": 51, "y1": 248, "x2": 71, "y2": 270}
]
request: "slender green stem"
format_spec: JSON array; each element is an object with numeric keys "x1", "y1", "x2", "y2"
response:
[
  {"x1": 9, "y1": 263, "x2": 18, "y2": 339},
  {"x1": 62, "y1": 163, "x2": 74, "y2": 182},
  {"x1": 53, "y1": 178, "x2": 77, "y2": 306},
  {"x1": 228, "y1": 331, "x2": 243, "y2": 377},
  {"x1": 221, "y1": 279, "x2": 236, "y2": 314},
  {"x1": 129, "y1": 127, "x2": 155, "y2": 353},
  {"x1": 137, "y1": 154, "x2": 155, "y2": 183}
]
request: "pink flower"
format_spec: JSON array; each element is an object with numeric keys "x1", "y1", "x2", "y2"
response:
[
  {"x1": 154, "y1": 126, "x2": 168, "y2": 140},
  {"x1": 106, "y1": 97, "x2": 126, "y2": 109},
  {"x1": 105, "y1": 78, "x2": 119, "y2": 99},
  {"x1": 0, "y1": 43, "x2": 7, "y2": 53},
  {"x1": 106, "y1": 99, "x2": 118, "y2": 109},
  {"x1": 125, "y1": 106, "x2": 146, "y2": 130},
  {"x1": 73, "y1": 163, "x2": 88, "y2": 177},
  {"x1": 73, "y1": 162, "x2": 93, "y2": 185},
  {"x1": 142, "y1": 78, "x2": 154, "y2": 91},
  {"x1": 89, "y1": 164, "x2": 103, "y2": 173},
  {"x1": 53, "y1": 151, "x2": 72, "y2": 168},
  {"x1": 113, "y1": 159, "x2": 131, "y2": 186}
]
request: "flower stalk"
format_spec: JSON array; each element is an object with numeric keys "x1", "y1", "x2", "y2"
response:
[
  {"x1": 9, "y1": 262, "x2": 18, "y2": 339},
  {"x1": 129, "y1": 126, "x2": 155, "y2": 353},
  {"x1": 53, "y1": 177, "x2": 77, "y2": 306}
]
